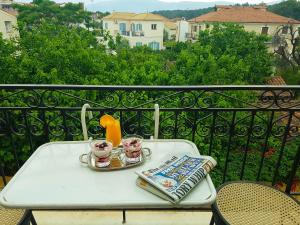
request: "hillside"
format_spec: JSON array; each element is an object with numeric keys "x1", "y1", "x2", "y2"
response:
[
  {"x1": 152, "y1": 7, "x2": 214, "y2": 20},
  {"x1": 152, "y1": 1, "x2": 300, "y2": 21},
  {"x1": 85, "y1": 0, "x2": 230, "y2": 13},
  {"x1": 268, "y1": 0, "x2": 300, "y2": 21}
]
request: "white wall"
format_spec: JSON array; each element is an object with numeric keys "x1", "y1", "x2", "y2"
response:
[
  {"x1": 176, "y1": 20, "x2": 189, "y2": 42},
  {"x1": 165, "y1": 27, "x2": 176, "y2": 40},
  {"x1": 103, "y1": 19, "x2": 164, "y2": 50},
  {"x1": 188, "y1": 22, "x2": 300, "y2": 39},
  {"x1": 0, "y1": 10, "x2": 18, "y2": 39}
]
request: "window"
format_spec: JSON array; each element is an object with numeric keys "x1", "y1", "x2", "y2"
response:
[
  {"x1": 119, "y1": 23, "x2": 126, "y2": 32},
  {"x1": 261, "y1": 26, "x2": 269, "y2": 35},
  {"x1": 192, "y1": 25, "x2": 197, "y2": 32},
  {"x1": 131, "y1": 23, "x2": 135, "y2": 31},
  {"x1": 205, "y1": 24, "x2": 210, "y2": 29},
  {"x1": 136, "y1": 42, "x2": 142, "y2": 47},
  {"x1": 151, "y1": 24, "x2": 157, "y2": 30},
  {"x1": 198, "y1": 26, "x2": 201, "y2": 31},
  {"x1": 148, "y1": 41, "x2": 160, "y2": 50},
  {"x1": 136, "y1": 24, "x2": 142, "y2": 31},
  {"x1": 4, "y1": 21, "x2": 12, "y2": 33},
  {"x1": 282, "y1": 26, "x2": 288, "y2": 34},
  {"x1": 3, "y1": 5, "x2": 11, "y2": 10},
  {"x1": 104, "y1": 22, "x2": 108, "y2": 29},
  {"x1": 131, "y1": 24, "x2": 142, "y2": 31}
]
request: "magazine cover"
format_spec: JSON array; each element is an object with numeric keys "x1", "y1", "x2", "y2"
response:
[{"x1": 136, "y1": 155, "x2": 217, "y2": 203}]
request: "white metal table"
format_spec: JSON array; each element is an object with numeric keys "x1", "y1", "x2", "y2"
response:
[{"x1": 0, "y1": 139, "x2": 216, "y2": 222}]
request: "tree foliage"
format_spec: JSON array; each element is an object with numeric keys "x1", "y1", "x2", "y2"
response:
[
  {"x1": 0, "y1": 20, "x2": 272, "y2": 85},
  {"x1": 197, "y1": 23, "x2": 273, "y2": 84},
  {"x1": 273, "y1": 24, "x2": 300, "y2": 69},
  {"x1": 13, "y1": 0, "x2": 92, "y2": 28},
  {"x1": 268, "y1": 0, "x2": 300, "y2": 21},
  {"x1": 166, "y1": 24, "x2": 272, "y2": 85},
  {"x1": 152, "y1": 7, "x2": 214, "y2": 20}
]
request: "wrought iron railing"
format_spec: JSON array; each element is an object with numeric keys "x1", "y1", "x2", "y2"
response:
[
  {"x1": 185, "y1": 33, "x2": 197, "y2": 40},
  {"x1": 0, "y1": 85, "x2": 299, "y2": 196},
  {"x1": 132, "y1": 31, "x2": 145, "y2": 36},
  {"x1": 120, "y1": 30, "x2": 130, "y2": 36}
]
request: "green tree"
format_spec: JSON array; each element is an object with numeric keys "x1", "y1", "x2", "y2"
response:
[
  {"x1": 4, "y1": 22, "x2": 108, "y2": 84},
  {"x1": 13, "y1": 0, "x2": 91, "y2": 28},
  {"x1": 153, "y1": 7, "x2": 214, "y2": 20},
  {"x1": 273, "y1": 24, "x2": 300, "y2": 69},
  {"x1": 168, "y1": 23, "x2": 272, "y2": 85},
  {"x1": 268, "y1": 0, "x2": 300, "y2": 21},
  {"x1": 0, "y1": 34, "x2": 23, "y2": 83}
]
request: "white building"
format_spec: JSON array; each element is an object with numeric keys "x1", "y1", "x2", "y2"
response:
[
  {"x1": 164, "y1": 20, "x2": 177, "y2": 41},
  {"x1": 179, "y1": 5, "x2": 300, "y2": 43},
  {"x1": 175, "y1": 19, "x2": 189, "y2": 42},
  {"x1": 0, "y1": 0, "x2": 14, "y2": 12},
  {"x1": 0, "y1": 8, "x2": 18, "y2": 39},
  {"x1": 102, "y1": 12, "x2": 167, "y2": 50}
]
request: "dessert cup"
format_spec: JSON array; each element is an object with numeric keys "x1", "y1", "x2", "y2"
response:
[
  {"x1": 122, "y1": 135, "x2": 143, "y2": 164},
  {"x1": 90, "y1": 140, "x2": 113, "y2": 167}
]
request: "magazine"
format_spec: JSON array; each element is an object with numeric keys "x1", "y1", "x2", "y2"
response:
[{"x1": 135, "y1": 155, "x2": 217, "y2": 203}]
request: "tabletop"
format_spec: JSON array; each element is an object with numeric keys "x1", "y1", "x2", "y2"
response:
[{"x1": 0, "y1": 139, "x2": 216, "y2": 209}]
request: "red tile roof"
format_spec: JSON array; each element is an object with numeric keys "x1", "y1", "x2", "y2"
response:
[
  {"x1": 266, "y1": 76, "x2": 287, "y2": 85},
  {"x1": 189, "y1": 6, "x2": 300, "y2": 24}
]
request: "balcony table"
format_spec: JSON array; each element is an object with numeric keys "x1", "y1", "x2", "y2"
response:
[{"x1": 0, "y1": 139, "x2": 216, "y2": 222}]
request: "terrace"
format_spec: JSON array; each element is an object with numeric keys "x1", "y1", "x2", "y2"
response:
[{"x1": 0, "y1": 84, "x2": 299, "y2": 224}]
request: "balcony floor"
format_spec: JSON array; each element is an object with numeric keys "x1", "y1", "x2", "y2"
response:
[{"x1": 32, "y1": 211, "x2": 212, "y2": 225}]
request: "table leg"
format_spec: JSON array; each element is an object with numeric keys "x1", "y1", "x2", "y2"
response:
[
  {"x1": 18, "y1": 210, "x2": 37, "y2": 225},
  {"x1": 28, "y1": 210, "x2": 37, "y2": 225},
  {"x1": 122, "y1": 209, "x2": 126, "y2": 223},
  {"x1": 209, "y1": 215, "x2": 214, "y2": 225}
]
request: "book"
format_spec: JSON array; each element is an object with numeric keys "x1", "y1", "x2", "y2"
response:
[{"x1": 135, "y1": 155, "x2": 217, "y2": 203}]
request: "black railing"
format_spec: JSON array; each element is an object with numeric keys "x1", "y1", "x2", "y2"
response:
[
  {"x1": 0, "y1": 85, "x2": 299, "y2": 196},
  {"x1": 120, "y1": 31, "x2": 130, "y2": 36},
  {"x1": 185, "y1": 33, "x2": 197, "y2": 40},
  {"x1": 132, "y1": 31, "x2": 145, "y2": 36}
]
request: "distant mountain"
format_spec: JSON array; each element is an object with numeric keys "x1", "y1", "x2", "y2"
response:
[
  {"x1": 85, "y1": 0, "x2": 232, "y2": 13},
  {"x1": 151, "y1": 1, "x2": 283, "y2": 20},
  {"x1": 153, "y1": 7, "x2": 214, "y2": 20},
  {"x1": 268, "y1": 0, "x2": 300, "y2": 21},
  {"x1": 269, "y1": 0, "x2": 283, "y2": 5}
]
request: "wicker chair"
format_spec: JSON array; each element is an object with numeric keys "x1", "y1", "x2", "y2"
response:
[
  {"x1": 0, "y1": 188, "x2": 36, "y2": 225},
  {"x1": 0, "y1": 208, "x2": 33, "y2": 225},
  {"x1": 211, "y1": 181, "x2": 300, "y2": 225}
]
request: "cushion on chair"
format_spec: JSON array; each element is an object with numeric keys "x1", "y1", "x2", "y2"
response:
[
  {"x1": 212, "y1": 181, "x2": 300, "y2": 225},
  {"x1": 0, "y1": 207, "x2": 27, "y2": 225}
]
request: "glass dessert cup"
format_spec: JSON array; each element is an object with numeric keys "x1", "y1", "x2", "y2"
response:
[
  {"x1": 122, "y1": 135, "x2": 143, "y2": 164},
  {"x1": 90, "y1": 140, "x2": 113, "y2": 167},
  {"x1": 79, "y1": 137, "x2": 151, "y2": 170}
]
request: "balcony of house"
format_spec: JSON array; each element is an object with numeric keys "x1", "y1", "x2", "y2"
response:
[
  {"x1": 119, "y1": 30, "x2": 145, "y2": 37},
  {"x1": 185, "y1": 33, "x2": 198, "y2": 41},
  {"x1": 131, "y1": 31, "x2": 145, "y2": 37},
  {"x1": 120, "y1": 30, "x2": 131, "y2": 36},
  {"x1": 0, "y1": 85, "x2": 299, "y2": 225}
]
